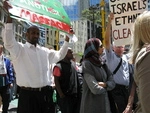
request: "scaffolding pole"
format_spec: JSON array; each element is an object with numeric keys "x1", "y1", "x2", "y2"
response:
[{"x1": 100, "y1": 0, "x2": 105, "y2": 44}]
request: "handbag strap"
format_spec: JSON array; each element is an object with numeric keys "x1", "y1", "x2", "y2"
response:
[{"x1": 113, "y1": 58, "x2": 122, "y2": 75}]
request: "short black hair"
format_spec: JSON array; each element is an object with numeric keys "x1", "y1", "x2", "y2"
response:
[{"x1": 27, "y1": 25, "x2": 39, "y2": 33}]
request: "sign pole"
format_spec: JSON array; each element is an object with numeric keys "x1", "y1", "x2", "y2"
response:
[{"x1": 100, "y1": 0, "x2": 105, "y2": 45}]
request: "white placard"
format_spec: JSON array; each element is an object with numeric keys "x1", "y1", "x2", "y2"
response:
[{"x1": 109, "y1": 0, "x2": 148, "y2": 46}]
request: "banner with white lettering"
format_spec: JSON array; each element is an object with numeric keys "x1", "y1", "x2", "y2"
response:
[
  {"x1": 109, "y1": 0, "x2": 148, "y2": 46},
  {"x1": 8, "y1": 0, "x2": 71, "y2": 33}
]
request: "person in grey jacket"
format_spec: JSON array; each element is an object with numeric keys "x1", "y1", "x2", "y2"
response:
[
  {"x1": 80, "y1": 38, "x2": 115, "y2": 113},
  {"x1": 130, "y1": 11, "x2": 150, "y2": 113}
]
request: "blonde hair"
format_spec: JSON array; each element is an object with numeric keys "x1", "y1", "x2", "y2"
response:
[{"x1": 131, "y1": 11, "x2": 150, "y2": 64}]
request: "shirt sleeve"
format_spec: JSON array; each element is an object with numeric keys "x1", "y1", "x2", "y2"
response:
[
  {"x1": 82, "y1": 61, "x2": 106, "y2": 95},
  {"x1": 104, "y1": 45, "x2": 114, "y2": 61},
  {"x1": 48, "y1": 41, "x2": 69, "y2": 64},
  {"x1": 3, "y1": 24, "x2": 21, "y2": 60},
  {"x1": 53, "y1": 66, "x2": 61, "y2": 77}
]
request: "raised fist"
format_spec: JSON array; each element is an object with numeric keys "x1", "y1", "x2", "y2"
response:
[{"x1": 3, "y1": 0, "x2": 12, "y2": 12}]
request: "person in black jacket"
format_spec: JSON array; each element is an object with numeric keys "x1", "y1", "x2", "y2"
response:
[{"x1": 53, "y1": 48, "x2": 82, "y2": 113}]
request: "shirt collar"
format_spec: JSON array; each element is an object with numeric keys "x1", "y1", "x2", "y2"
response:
[{"x1": 25, "y1": 42, "x2": 40, "y2": 49}]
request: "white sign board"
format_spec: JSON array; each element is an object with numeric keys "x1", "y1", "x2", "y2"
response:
[{"x1": 109, "y1": 0, "x2": 148, "y2": 46}]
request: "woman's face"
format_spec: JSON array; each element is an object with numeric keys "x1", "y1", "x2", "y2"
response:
[{"x1": 98, "y1": 45, "x2": 104, "y2": 55}]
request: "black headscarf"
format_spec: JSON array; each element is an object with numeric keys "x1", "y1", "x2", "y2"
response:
[{"x1": 83, "y1": 38, "x2": 102, "y2": 67}]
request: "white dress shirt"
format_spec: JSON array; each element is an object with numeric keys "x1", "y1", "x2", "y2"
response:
[{"x1": 3, "y1": 24, "x2": 69, "y2": 88}]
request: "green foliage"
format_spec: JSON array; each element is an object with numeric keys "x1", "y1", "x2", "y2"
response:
[
  {"x1": 78, "y1": 52, "x2": 83, "y2": 56},
  {"x1": 81, "y1": 9, "x2": 102, "y2": 25}
]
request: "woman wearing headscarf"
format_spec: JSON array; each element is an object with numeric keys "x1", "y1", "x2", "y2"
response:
[{"x1": 80, "y1": 38, "x2": 115, "y2": 113}]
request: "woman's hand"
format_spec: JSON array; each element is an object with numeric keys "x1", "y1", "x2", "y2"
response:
[{"x1": 98, "y1": 82, "x2": 107, "y2": 88}]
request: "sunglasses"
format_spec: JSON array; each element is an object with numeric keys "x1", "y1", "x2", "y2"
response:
[{"x1": 99, "y1": 45, "x2": 103, "y2": 48}]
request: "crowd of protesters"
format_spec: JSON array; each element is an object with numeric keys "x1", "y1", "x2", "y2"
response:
[{"x1": 3, "y1": 0, "x2": 150, "y2": 113}]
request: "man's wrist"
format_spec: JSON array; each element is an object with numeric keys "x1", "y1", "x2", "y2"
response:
[
  {"x1": 5, "y1": 23, "x2": 13, "y2": 29},
  {"x1": 65, "y1": 34, "x2": 71, "y2": 42}
]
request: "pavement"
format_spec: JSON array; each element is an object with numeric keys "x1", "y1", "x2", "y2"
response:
[
  {"x1": 0, "y1": 98, "x2": 18, "y2": 113},
  {"x1": 8, "y1": 98, "x2": 18, "y2": 113}
]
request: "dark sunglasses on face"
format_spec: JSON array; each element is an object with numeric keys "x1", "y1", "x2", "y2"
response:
[{"x1": 99, "y1": 45, "x2": 103, "y2": 48}]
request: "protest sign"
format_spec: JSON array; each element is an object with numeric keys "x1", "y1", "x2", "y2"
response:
[{"x1": 109, "y1": 0, "x2": 148, "y2": 46}]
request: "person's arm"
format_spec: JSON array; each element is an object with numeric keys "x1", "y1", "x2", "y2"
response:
[
  {"x1": 98, "y1": 82, "x2": 107, "y2": 88},
  {"x1": 54, "y1": 76, "x2": 65, "y2": 98},
  {"x1": 123, "y1": 81, "x2": 136, "y2": 113},
  {"x1": 104, "y1": 13, "x2": 114, "y2": 50},
  {"x1": 48, "y1": 29, "x2": 74, "y2": 64},
  {"x1": 3, "y1": 1, "x2": 21, "y2": 59},
  {"x1": 3, "y1": 0, "x2": 12, "y2": 23},
  {"x1": 53, "y1": 66, "x2": 65, "y2": 98},
  {"x1": 82, "y1": 61, "x2": 106, "y2": 94}
]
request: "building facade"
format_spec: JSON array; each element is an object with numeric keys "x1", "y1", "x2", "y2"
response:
[
  {"x1": 71, "y1": 19, "x2": 101, "y2": 54},
  {"x1": 0, "y1": 0, "x2": 8, "y2": 45},
  {"x1": 59, "y1": 0, "x2": 107, "y2": 55},
  {"x1": 79, "y1": 0, "x2": 90, "y2": 18}
]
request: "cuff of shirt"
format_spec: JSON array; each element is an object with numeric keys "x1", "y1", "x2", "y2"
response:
[
  {"x1": 5, "y1": 23, "x2": 13, "y2": 30},
  {"x1": 64, "y1": 40, "x2": 69, "y2": 46}
]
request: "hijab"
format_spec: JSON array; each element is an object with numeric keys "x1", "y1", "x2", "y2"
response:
[{"x1": 83, "y1": 38, "x2": 102, "y2": 67}]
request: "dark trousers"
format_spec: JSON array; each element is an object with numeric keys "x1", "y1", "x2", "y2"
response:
[
  {"x1": 57, "y1": 95, "x2": 81, "y2": 113},
  {"x1": 0, "y1": 85, "x2": 10, "y2": 113},
  {"x1": 111, "y1": 84, "x2": 129, "y2": 113},
  {"x1": 17, "y1": 86, "x2": 55, "y2": 113}
]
